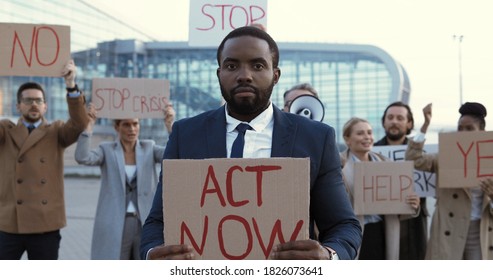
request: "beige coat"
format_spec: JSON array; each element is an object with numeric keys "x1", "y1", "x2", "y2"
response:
[
  {"x1": 406, "y1": 138, "x2": 493, "y2": 259},
  {"x1": 340, "y1": 150, "x2": 418, "y2": 260},
  {"x1": 0, "y1": 94, "x2": 88, "y2": 234}
]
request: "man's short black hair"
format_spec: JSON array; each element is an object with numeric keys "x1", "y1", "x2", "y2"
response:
[
  {"x1": 216, "y1": 26, "x2": 279, "y2": 69},
  {"x1": 17, "y1": 82, "x2": 46, "y2": 104}
]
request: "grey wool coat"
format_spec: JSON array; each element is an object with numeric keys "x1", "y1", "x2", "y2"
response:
[{"x1": 75, "y1": 131, "x2": 164, "y2": 260}]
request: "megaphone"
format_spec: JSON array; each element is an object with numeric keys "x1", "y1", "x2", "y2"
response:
[{"x1": 289, "y1": 94, "x2": 325, "y2": 122}]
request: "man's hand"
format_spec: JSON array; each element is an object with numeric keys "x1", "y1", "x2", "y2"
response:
[
  {"x1": 270, "y1": 240, "x2": 332, "y2": 260},
  {"x1": 85, "y1": 103, "x2": 97, "y2": 133},
  {"x1": 163, "y1": 99, "x2": 176, "y2": 133},
  {"x1": 62, "y1": 59, "x2": 77, "y2": 88},
  {"x1": 420, "y1": 103, "x2": 432, "y2": 134},
  {"x1": 147, "y1": 244, "x2": 195, "y2": 260}
]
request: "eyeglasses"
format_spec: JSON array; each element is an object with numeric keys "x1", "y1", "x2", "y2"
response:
[{"x1": 21, "y1": 98, "x2": 45, "y2": 105}]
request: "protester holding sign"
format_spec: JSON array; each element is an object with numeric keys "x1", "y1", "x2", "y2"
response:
[
  {"x1": 74, "y1": 101, "x2": 174, "y2": 260},
  {"x1": 140, "y1": 26, "x2": 362, "y2": 260},
  {"x1": 340, "y1": 117, "x2": 420, "y2": 260},
  {"x1": 406, "y1": 102, "x2": 493, "y2": 259},
  {"x1": 374, "y1": 101, "x2": 428, "y2": 260},
  {"x1": 0, "y1": 59, "x2": 89, "y2": 259}
]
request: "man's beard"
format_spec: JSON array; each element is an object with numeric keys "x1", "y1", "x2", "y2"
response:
[
  {"x1": 386, "y1": 129, "x2": 405, "y2": 141},
  {"x1": 220, "y1": 81, "x2": 274, "y2": 115},
  {"x1": 23, "y1": 110, "x2": 42, "y2": 123}
]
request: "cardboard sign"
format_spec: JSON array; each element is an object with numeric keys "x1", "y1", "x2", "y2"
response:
[
  {"x1": 438, "y1": 131, "x2": 493, "y2": 188},
  {"x1": 91, "y1": 78, "x2": 170, "y2": 119},
  {"x1": 0, "y1": 22, "x2": 70, "y2": 76},
  {"x1": 163, "y1": 158, "x2": 310, "y2": 260},
  {"x1": 373, "y1": 144, "x2": 437, "y2": 197},
  {"x1": 353, "y1": 161, "x2": 416, "y2": 215},
  {"x1": 188, "y1": 0, "x2": 268, "y2": 47}
]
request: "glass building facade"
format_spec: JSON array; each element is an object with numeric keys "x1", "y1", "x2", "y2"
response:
[
  {"x1": 72, "y1": 40, "x2": 410, "y2": 144},
  {"x1": 0, "y1": 0, "x2": 410, "y2": 145}
]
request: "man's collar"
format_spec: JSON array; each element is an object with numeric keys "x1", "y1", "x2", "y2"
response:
[
  {"x1": 21, "y1": 119, "x2": 42, "y2": 128},
  {"x1": 225, "y1": 102, "x2": 273, "y2": 132}
]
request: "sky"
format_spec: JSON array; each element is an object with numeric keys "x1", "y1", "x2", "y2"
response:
[{"x1": 84, "y1": 0, "x2": 493, "y2": 142}]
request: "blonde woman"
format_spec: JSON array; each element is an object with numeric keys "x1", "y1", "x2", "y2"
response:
[{"x1": 340, "y1": 117, "x2": 420, "y2": 259}]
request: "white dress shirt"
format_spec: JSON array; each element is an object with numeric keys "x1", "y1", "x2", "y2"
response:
[{"x1": 225, "y1": 103, "x2": 274, "y2": 159}]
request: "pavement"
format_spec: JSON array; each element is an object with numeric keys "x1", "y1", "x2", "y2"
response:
[{"x1": 58, "y1": 176, "x2": 100, "y2": 260}]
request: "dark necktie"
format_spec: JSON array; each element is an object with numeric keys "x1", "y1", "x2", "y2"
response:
[
  {"x1": 27, "y1": 124, "x2": 35, "y2": 134},
  {"x1": 230, "y1": 123, "x2": 252, "y2": 158}
]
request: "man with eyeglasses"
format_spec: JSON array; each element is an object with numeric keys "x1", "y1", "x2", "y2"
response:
[{"x1": 0, "y1": 59, "x2": 89, "y2": 259}]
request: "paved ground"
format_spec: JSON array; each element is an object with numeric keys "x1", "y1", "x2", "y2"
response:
[
  {"x1": 22, "y1": 176, "x2": 100, "y2": 260},
  {"x1": 59, "y1": 176, "x2": 100, "y2": 260}
]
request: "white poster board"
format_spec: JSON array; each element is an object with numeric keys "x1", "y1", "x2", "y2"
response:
[
  {"x1": 189, "y1": 0, "x2": 268, "y2": 47},
  {"x1": 163, "y1": 158, "x2": 310, "y2": 260},
  {"x1": 0, "y1": 22, "x2": 70, "y2": 76},
  {"x1": 438, "y1": 131, "x2": 493, "y2": 188},
  {"x1": 353, "y1": 161, "x2": 416, "y2": 215},
  {"x1": 373, "y1": 144, "x2": 437, "y2": 197},
  {"x1": 92, "y1": 78, "x2": 170, "y2": 119}
]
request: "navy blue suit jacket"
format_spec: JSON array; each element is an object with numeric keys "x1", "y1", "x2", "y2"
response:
[{"x1": 140, "y1": 105, "x2": 362, "y2": 259}]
